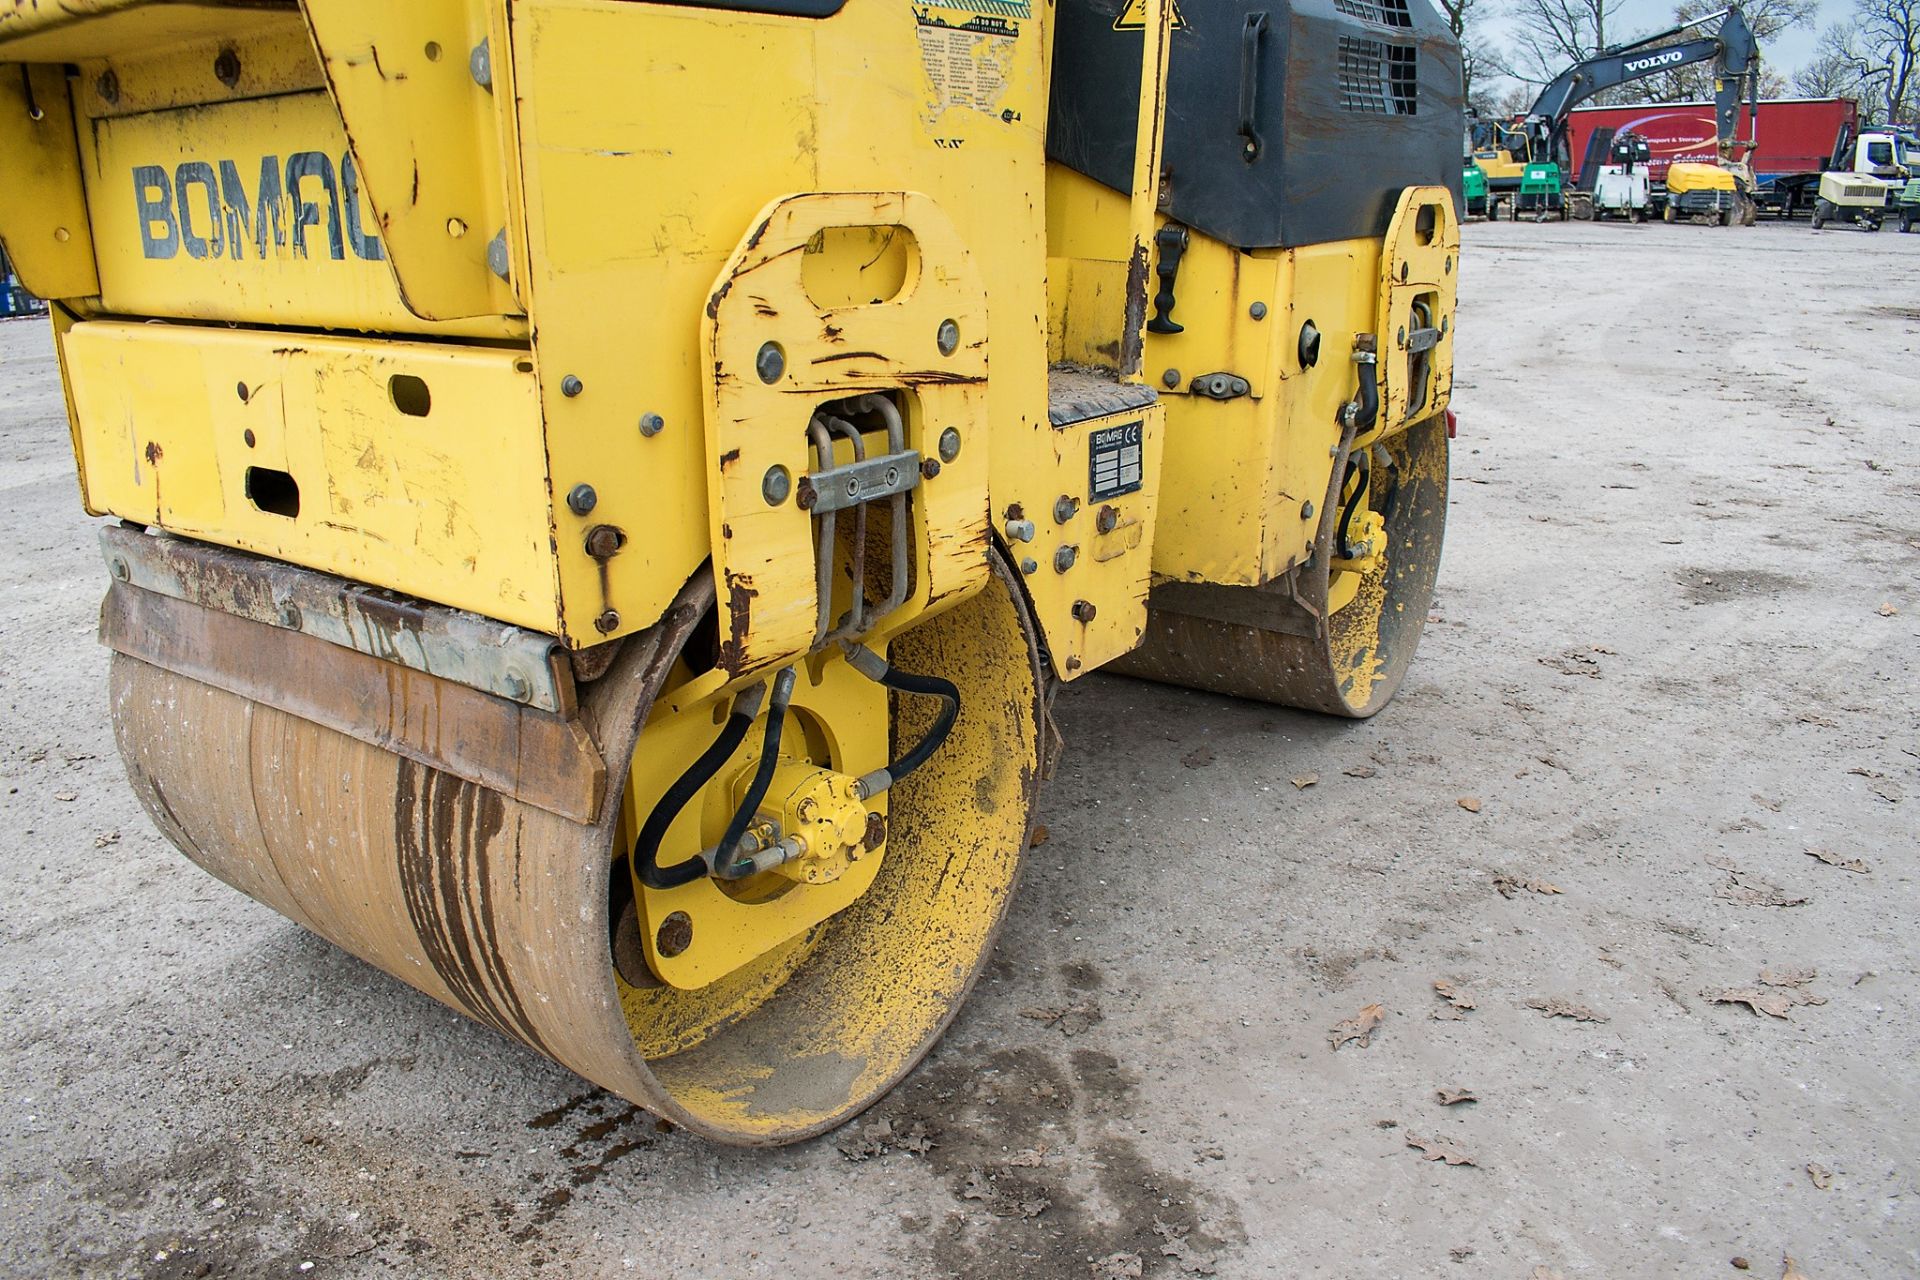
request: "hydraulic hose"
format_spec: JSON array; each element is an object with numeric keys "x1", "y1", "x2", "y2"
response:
[
  {"x1": 841, "y1": 643, "x2": 960, "y2": 799},
  {"x1": 712, "y1": 667, "x2": 798, "y2": 879},
  {"x1": 633, "y1": 677, "x2": 773, "y2": 890}
]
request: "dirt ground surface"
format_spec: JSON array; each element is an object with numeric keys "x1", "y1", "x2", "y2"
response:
[{"x1": 3, "y1": 217, "x2": 1918, "y2": 1280}]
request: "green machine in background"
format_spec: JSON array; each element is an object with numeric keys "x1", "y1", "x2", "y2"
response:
[{"x1": 1514, "y1": 163, "x2": 1565, "y2": 221}]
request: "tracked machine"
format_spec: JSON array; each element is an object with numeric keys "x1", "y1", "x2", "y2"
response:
[{"x1": 0, "y1": 0, "x2": 1460, "y2": 1143}]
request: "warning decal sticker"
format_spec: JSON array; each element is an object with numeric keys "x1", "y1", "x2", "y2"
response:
[
  {"x1": 914, "y1": 4, "x2": 1022, "y2": 125},
  {"x1": 1111, "y1": 0, "x2": 1189, "y2": 29},
  {"x1": 1089, "y1": 421, "x2": 1144, "y2": 500}
]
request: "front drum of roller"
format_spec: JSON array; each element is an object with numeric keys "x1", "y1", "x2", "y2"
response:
[{"x1": 108, "y1": 555, "x2": 1046, "y2": 1145}]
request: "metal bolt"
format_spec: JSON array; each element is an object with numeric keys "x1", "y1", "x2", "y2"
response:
[
  {"x1": 1020, "y1": 557, "x2": 1038, "y2": 575},
  {"x1": 1095, "y1": 505, "x2": 1119, "y2": 534},
  {"x1": 1005, "y1": 518, "x2": 1036, "y2": 543},
  {"x1": 936, "y1": 318, "x2": 960, "y2": 356},
  {"x1": 566, "y1": 483, "x2": 597, "y2": 515},
  {"x1": 502, "y1": 672, "x2": 531, "y2": 704},
  {"x1": 938, "y1": 427, "x2": 962, "y2": 462},
  {"x1": 1399, "y1": 261, "x2": 1409, "y2": 283},
  {"x1": 561, "y1": 374, "x2": 584, "y2": 398},
  {"x1": 595, "y1": 609, "x2": 621, "y2": 634},
  {"x1": 96, "y1": 70, "x2": 119, "y2": 104},
  {"x1": 585, "y1": 524, "x2": 624, "y2": 559},
  {"x1": 656, "y1": 911, "x2": 693, "y2": 957},
  {"x1": 486, "y1": 228, "x2": 510, "y2": 281},
  {"x1": 214, "y1": 49, "x2": 241, "y2": 89},
  {"x1": 243, "y1": 429, "x2": 256, "y2": 449},
  {"x1": 1249, "y1": 301, "x2": 1269, "y2": 320},
  {"x1": 1053, "y1": 545, "x2": 1078, "y2": 573},
  {"x1": 762, "y1": 464, "x2": 791, "y2": 506},
  {"x1": 108, "y1": 557, "x2": 128, "y2": 582},
  {"x1": 1162, "y1": 368, "x2": 1181, "y2": 388},
  {"x1": 1302, "y1": 500, "x2": 1315, "y2": 519},
  {"x1": 920, "y1": 457, "x2": 942, "y2": 480},
  {"x1": 755, "y1": 342, "x2": 785, "y2": 384},
  {"x1": 1441, "y1": 316, "x2": 1450, "y2": 335},
  {"x1": 469, "y1": 39, "x2": 493, "y2": 89},
  {"x1": 863, "y1": 811, "x2": 887, "y2": 851},
  {"x1": 1053, "y1": 495, "x2": 1079, "y2": 524},
  {"x1": 639, "y1": 412, "x2": 665, "y2": 438},
  {"x1": 795, "y1": 477, "x2": 818, "y2": 511},
  {"x1": 1445, "y1": 255, "x2": 1454, "y2": 274},
  {"x1": 1071, "y1": 599, "x2": 1097, "y2": 623}
]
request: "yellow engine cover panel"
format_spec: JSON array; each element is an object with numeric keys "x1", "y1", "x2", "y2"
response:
[{"x1": 63, "y1": 321, "x2": 562, "y2": 633}]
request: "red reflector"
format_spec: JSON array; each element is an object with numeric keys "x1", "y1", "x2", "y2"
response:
[{"x1": 1444, "y1": 408, "x2": 1458, "y2": 439}]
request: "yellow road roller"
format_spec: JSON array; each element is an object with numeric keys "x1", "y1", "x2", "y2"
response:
[{"x1": 0, "y1": 0, "x2": 1460, "y2": 1144}]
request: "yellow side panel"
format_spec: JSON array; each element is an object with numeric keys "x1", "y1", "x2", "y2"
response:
[
  {"x1": 77, "y1": 88, "x2": 517, "y2": 339},
  {"x1": 0, "y1": 65, "x2": 100, "y2": 301},
  {"x1": 64, "y1": 321, "x2": 561, "y2": 633}
]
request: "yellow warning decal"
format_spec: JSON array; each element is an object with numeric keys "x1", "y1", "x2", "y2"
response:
[{"x1": 1112, "y1": 0, "x2": 1189, "y2": 29}]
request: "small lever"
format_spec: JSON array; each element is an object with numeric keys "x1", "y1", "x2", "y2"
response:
[{"x1": 1146, "y1": 223, "x2": 1190, "y2": 336}]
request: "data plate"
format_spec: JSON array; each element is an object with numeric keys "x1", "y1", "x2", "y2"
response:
[{"x1": 1088, "y1": 419, "x2": 1144, "y2": 501}]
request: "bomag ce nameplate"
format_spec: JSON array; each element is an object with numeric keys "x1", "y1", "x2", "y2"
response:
[{"x1": 0, "y1": 0, "x2": 1461, "y2": 1144}]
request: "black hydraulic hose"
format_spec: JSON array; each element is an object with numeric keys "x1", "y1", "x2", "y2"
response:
[
  {"x1": 1336, "y1": 449, "x2": 1371, "y2": 557},
  {"x1": 877, "y1": 665, "x2": 960, "y2": 785},
  {"x1": 712, "y1": 668, "x2": 798, "y2": 879},
  {"x1": 1352, "y1": 346, "x2": 1380, "y2": 433},
  {"x1": 633, "y1": 678, "x2": 773, "y2": 890}
]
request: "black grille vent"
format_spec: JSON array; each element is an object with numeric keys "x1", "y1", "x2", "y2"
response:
[
  {"x1": 1336, "y1": 37, "x2": 1418, "y2": 115},
  {"x1": 1334, "y1": 0, "x2": 1412, "y2": 27}
]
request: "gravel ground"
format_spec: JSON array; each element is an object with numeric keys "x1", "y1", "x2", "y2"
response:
[{"x1": 2, "y1": 217, "x2": 1917, "y2": 1280}]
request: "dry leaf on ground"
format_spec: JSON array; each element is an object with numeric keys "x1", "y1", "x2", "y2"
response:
[
  {"x1": 1181, "y1": 747, "x2": 1215, "y2": 769},
  {"x1": 1804, "y1": 847, "x2": 1869, "y2": 874},
  {"x1": 1290, "y1": 773, "x2": 1319, "y2": 789},
  {"x1": 1539, "y1": 648, "x2": 1605, "y2": 677},
  {"x1": 1431, "y1": 979, "x2": 1477, "y2": 1020},
  {"x1": 1705, "y1": 854, "x2": 1808, "y2": 908},
  {"x1": 1028, "y1": 824, "x2": 1050, "y2": 849},
  {"x1": 1527, "y1": 996, "x2": 1608, "y2": 1023},
  {"x1": 1436, "y1": 1088, "x2": 1477, "y2": 1106},
  {"x1": 1877, "y1": 602, "x2": 1898, "y2": 617},
  {"x1": 1493, "y1": 873, "x2": 1563, "y2": 898},
  {"x1": 1783, "y1": 1256, "x2": 1812, "y2": 1280},
  {"x1": 1705, "y1": 968, "x2": 1826, "y2": 1020},
  {"x1": 1344, "y1": 764, "x2": 1378, "y2": 779},
  {"x1": 837, "y1": 1116, "x2": 939, "y2": 1161},
  {"x1": 1796, "y1": 711, "x2": 1838, "y2": 727},
  {"x1": 1807, "y1": 1161, "x2": 1832, "y2": 1190},
  {"x1": 93, "y1": 830, "x2": 120, "y2": 848},
  {"x1": 1867, "y1": 779, "x2": 1903, "y2": 804},
  {"x1": 1328, "y1": 1002, "x2": 1385, "y2": 1050},
  {"x1": 1529, "y1": 1269, "x2": 1566, "y2": 1280},
  {"x1": 1091, "y1": 1254, "x2": 1143, "y2": 1279},
  {"x1": 1007, "y1": 1144, "x2": 1052, "y2": 1168},
  {"x1": 1020, "y1": 1002, "x2": 1103, "y2": 1036},
  {"x1": 1405, "y1": 1133, "x2": 1476, "y2": 1166},
  {"x1": 1457, "y1": 796, "x2": 1482, "y2": 813},
  {"x1": 53, "y1": 791, "x2": 76, "y2": 802},
  {"x1": 1153, "y1": 1219, "x2": 1217, "y2": 1276},
  {"x1": 1752, "y1": 794, "x2": 1783, "y2": 811}
]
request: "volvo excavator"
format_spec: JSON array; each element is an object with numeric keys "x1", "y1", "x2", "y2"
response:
[
  {"x1": 1469, "y1": 5, "x2": 1760, "y2": 222},
  {"x1": 0, "y1": 0, "x2": 1460, "y2": 1144}
]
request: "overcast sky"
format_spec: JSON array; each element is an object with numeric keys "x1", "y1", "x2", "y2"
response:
[{"x1": 1480, "y1": 0, "x2": 1835, "y2": 88}]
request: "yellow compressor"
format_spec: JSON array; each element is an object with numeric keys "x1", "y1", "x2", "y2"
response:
[{"x1": 0, "y1": 0, "x2": 1461, "y2": 1144}]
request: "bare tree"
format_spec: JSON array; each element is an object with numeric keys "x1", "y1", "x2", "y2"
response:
[
  {"x1": 1494, "y1": 0, "x2": 1632, "y2": 91},
  {"x1": 1795, "y1": 1, "x2": 1919, "y2": 124},
  {"x1": 1794, "y1": 21, "x2": 1871, "y2": 97},
  {"x1": 1435, "y1": 0, "x2": 1509, "y2": 117}
]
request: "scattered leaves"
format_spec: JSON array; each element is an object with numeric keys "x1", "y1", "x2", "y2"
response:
[
  {"x1": 1028, "y1": 825, "x2": 1050, "y2": 849},
  {"x1": 836, "y1": 1116, "x2": 938, "y2": 1161},
  {"x1": 1526, "y1": 996, "x2": 1608, "y2": 1023},
  {"x1": 1796, "y1": 711, "x2": 1838, "y2": 728},
  {"x1": 1327, "y1": 1002, "x2": 1385, "y2": 1050},
  {"x1": 1807, "y1": 1161, "x2": 1832, "y2": 1190},
  {"x1": 1783, "y1": 1256, "x2": 1811, "y2": 1280},
  {"x1": 1867, "y1": 779, "x2": 1904, "y2": 805},
  {"x1": 1181, "y1": 747, "x2": 1215, "y2": 769},
  {"x1": 1020, "y1": 1001, "x2": 1103, "y2": 1036},
  {"x1": 1290, "y1": 773, "x2": 1319, "y2": 790},
  {"x1": 1804, "y1": 847, "x2": 1869, "y2": 874},
  {"x1": 1091, "y1": 1254, "x2": 1143, "y2": 1279},
  {"x1": 1436, "y1": 1088, "x2": 1477, "y2": 1106},
  {"x1": 1457, "y1": 796, "x2": 1482, "y2": 813},
  {"x1": 1406, "y1": 1133, "x2": 1476, "y2": 1166},
  {"x1": 1876, "y1": 602, "x2": 1898, "y2": 617},
  {"x1": 1493, "y1": 873, "x2": 1563, "y2": 898},
  {"x1": 1539, "y1": 648, "x2": 1606, "y2": 677},
  {"x1": 1153, "y1": 1219, "x2": 1216, "y2": 1276},
  {"x1": 1752, "y1": 794, "x2": 1783, "y2": 812},
  {"x1": 1431, "y1": 980, "x2": 1477, "y2": 1021},
  {"x1": 1705, "y1": 853, "x2": 1807, "y2": 908},
  {"x1": 1705, "y1": 967, "x2": 1827, "y2": 1020},
  {"x1": 53, "y1": 791, "x2": 76, "y2": 802},
  {"x1": 93, "y1": 830, "x2": 121, "y2": 849},
  {"x1": 1343, "y1": 764, "x2": 1378, "y2": 779},
  {"x1": 1007, "y1": 1144, "x2": 1052, "y2": 1168}
]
